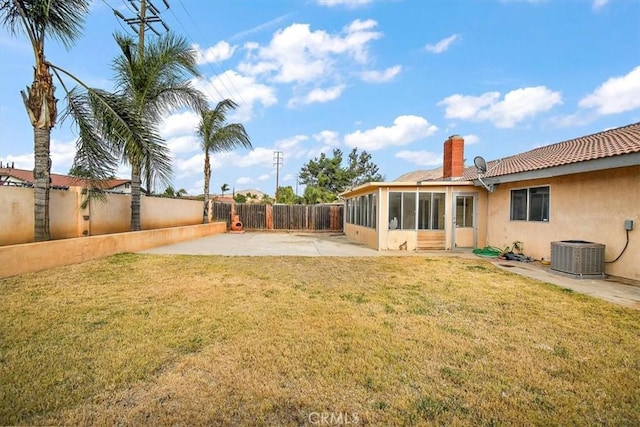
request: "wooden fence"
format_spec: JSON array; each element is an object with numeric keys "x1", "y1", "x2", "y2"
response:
[{"x1": 211, "y1": 202, "x2": 343, "y2": 232}]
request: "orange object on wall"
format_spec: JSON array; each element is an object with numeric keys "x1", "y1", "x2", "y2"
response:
[{"x1": 231, "y1": 214, "x2": 243, "y2": 232}]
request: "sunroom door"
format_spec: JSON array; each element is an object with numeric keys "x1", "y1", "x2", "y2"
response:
[{"x1": 452, "y1": 193, "x2": 477, "y2": 249}]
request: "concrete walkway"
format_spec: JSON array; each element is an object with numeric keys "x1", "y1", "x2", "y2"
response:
[{"x1": 141, "y1": 232, "x2": 640, "y2": 310}]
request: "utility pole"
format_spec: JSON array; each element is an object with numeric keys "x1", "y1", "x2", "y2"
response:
[
  {"x1": 273, "y1": 151, "x2": 283, "y2": 200},
  {"x1": 114, "y1": 0, "x2": 170, "y2": 42},
  {"x1": 113, "y1": 0, "x2": 170, "y2": 195}
]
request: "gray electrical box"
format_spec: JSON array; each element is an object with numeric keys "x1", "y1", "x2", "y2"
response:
[{"x1": 625, "y1": 220, "x2": 634, "y2": 231}]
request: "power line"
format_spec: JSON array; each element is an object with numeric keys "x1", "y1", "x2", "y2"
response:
[
  {"x1": 169, "y1": 0, "x2": 246, "y2": 105},
  {"x1": 114, "y1": 0, "x2": 170, "y2": 38}
]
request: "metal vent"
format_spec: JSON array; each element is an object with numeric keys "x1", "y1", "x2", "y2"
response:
[{"x1": 550, "y1": 240, "x2": 605, "y2": 278}]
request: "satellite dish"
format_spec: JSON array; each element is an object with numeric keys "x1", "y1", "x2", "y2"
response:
[{"x1": 474, "y1": 156, "x2": 488, "y2": 174}]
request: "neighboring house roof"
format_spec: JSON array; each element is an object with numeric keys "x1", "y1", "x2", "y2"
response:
[
  {"x1": 0, "y1": 168, "x2": 131, "y2": 190},
  {"x1": 395, "y1": 167, "x2": 444, "y2": 182}
]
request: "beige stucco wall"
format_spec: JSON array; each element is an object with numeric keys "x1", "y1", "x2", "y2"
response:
[
  {"x1": 0, "y1": 222, "x2": 226, "y2": 279},
  {"x1": 89, "y1": 193, "x2": 131, "y2": 235},
  {"x1": 344, "y1": 223, "x2": 378, "y2": 250},
  {"x1": 343, "y1": 183, "x2": 488, "y2": 251},
  {"x1": 0, "y1": 186, "x2": 34, "y2": 245},
  {"x1": 141, "y1": 195, "x2": 204, "y2": 229},
  {"x1": 50, "y1": 189, "x2": 82, "y2": 240},
  {"x1": 0, "y1": 187, "x2": 208, "y2": 245},
  {"x1": 486, "y1": 165, "x2": 640, "y2": 280}
]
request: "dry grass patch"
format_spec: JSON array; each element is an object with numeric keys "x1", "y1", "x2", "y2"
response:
[{"x1": 1, "y1": 254, "x2": 639, "y2": 425}]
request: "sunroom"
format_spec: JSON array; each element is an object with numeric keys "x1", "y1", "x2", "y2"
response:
[
  {"x1": 342, "y1": 135, "x2": 488, "y2": 252},
  {"x1": 343, "y1": 181, "x2": 487, "y2": 251}
]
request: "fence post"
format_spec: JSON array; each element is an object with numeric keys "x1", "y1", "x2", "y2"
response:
[{"x1": 266, "y1": 204, "x2": 273, "y2": 230}]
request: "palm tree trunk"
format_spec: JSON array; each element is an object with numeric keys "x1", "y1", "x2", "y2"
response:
[
  {"x1": 130, "y1": 165, "x2": 142, "y2": 231},
  {"x1": 33, "y1": 127, "x2": 51, "y2": 241},
  {"x1": 22, "y1": 56, "x2": 56, "y2": 242},
  {"x1": 203, "y1": 152, "x2": 211, "y2": 224}
]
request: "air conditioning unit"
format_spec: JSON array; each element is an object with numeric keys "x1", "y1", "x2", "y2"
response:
[{"x1": 550, "y1": 240, "x2": 605, "y2": 278}]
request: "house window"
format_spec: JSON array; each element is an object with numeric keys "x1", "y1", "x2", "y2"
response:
[
  {"x1": 388, "y1": 192, "x2": 402, "y2": 229},
  {"x1": 389, "y1": 191, "x2": 444, "y2": 230},
  {"x1": 346, "y1": 194, "x2": 376, "y2": 228},
  {"x1": 402, "y1": 192, "x2": 416, "y2": 230},
  {"x1": 418, "y1": 192, "x2": 445, "y2": 230},
  {"x1": 456, "y1": 196, "x2": 474, "y2": 227},
  {"x1": 510, "y1": 186, "x2": 549, "y2": 222}
]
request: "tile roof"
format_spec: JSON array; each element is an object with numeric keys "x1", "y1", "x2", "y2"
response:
[
  {"x1": 0, "y1": 168, "x2": 130, "y2": 189},
  {"x1": 463, "y1": 122, "x2": 640, "y2": 180}
]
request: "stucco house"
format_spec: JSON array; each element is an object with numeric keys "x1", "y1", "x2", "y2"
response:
[
  {"x1": 0, "y1": 167, "x2": 133, "y2": 193},
  {"x1": 342, "y1": 122, "x2": 640, "y2": 281}
]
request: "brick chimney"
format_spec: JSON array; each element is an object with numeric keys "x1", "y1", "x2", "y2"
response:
[{"x1": 443, "y1": 135, "x2": 464, "y2": 179}]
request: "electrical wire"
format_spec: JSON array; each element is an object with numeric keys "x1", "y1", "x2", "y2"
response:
[
  {"x1": 101, "y1": 0, "x2": 138, "y2": 37},
  {"x1": 170, "y1": 0, "x2": 247, "y2": 105},
  {"x1": 605, "y1": 229, "x2": 630, "y2": 263}
]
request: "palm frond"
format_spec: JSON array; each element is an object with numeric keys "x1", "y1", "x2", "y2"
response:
[
  {"x1": 1, "y1": 0, "x2": 89, "y2": 50},
  {"x1": 197, "y1": 99, "x2": 252, "y2": 153}
]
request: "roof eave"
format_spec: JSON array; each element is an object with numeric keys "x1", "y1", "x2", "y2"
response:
[{"x1": 478, "y1": 153, "x2": 640, "y2": 186}]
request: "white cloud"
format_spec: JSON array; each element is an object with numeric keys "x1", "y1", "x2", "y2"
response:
[
  {"x1": 438, "y1": 92, "x2": 500, "y2": 120},
  {"x1": 592, "y1": 0, "x2": 608, "y2": 10},
  {"x1": 193, "y1": 70, "x2": 277, "y2": 121},
  {"x1": 230, "y1": 13, "x2": 294, "y2": 41},
  {"x1": 361, "y1": 65, "x2": 402, "y2": 83},
  {"x1": 313, "y1": 130, "x2": 340, "y2": 146},
  {"x1": 225, "y1": 147, "x2": 275, "y2": 168},
  {"x1": 258, "y1": 174, "x2": 271, "y2": 181},
  {"x1": 236, "y1": 176, "x2": 252, "y2": 184},
  {"x1": 463, "y1": 134, "x2": 480, "y2": 145},
  {"x1": 344, "y1": 115, "x2": 438, "y2": 151},
  {"x1": 276, "y1": 135, "x2": 309, "y2": 150},
  {"x1": 395, "y1": 150, "x2": 442, "y2": 167},
  {"x1": 0, "y1": 153, "x2": 33, "y2": 170},
  {"x1": 193, "y1": 41, "x2": 236, "y2": 65},
  {"x1": 345, "y1": 19, "x2": 377, "y2": 33},
  {"x1": 175, "y1": 153, "x2": 205, "y2": 176},
  {"x1": 238, "y1": 20, "x2": 382, "y2": 85},
  {"x1": 166, "y1": 135, "x2": 199, "y2": 154},
  {"x1": 578, "y1": 66, "x2": 640, "y2": 115},
  {"x1": 438, "y1": 86, "x2": 562, "y2": 128},
  {"x1": 50, "y1": 138, "x2": 77, "y2": 173},
  {"x1": 316, "y1": 0, "x2": 373, "y2": 8},
  {"x1": 160, "y1": 111, "x2": 200, "y2": 138},
  {"x1": 425, "y1": 34, "x2": 460, "y2": 54},
  {"x1": 289, "y1": 84, "x2": 346, "y2": 107}
]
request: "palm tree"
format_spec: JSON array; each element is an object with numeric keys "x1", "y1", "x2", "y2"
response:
[
  {"x1": 1, "y1": 0, "x2": 90, "y2": 241},
  {"x1": 197, "y1": 99, "x2": 251, "y2": 223},
  {"x1": 75, "y1": 32, "x2": 206, "y2": 231},
  {"x1": 220, "y1": 183, "x2": 229, "y2": 197}
]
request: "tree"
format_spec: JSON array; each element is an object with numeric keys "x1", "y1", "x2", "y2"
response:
[
  {"x1": 303, "y1": 185, "x2": 336, "y2": 204},
  {"x1": 220, "y1": 183, "x2": 229, "y2": 196},
  {"x1": 161, "y1": 186, "x2": 186, "y2": 198},
  {"x1": 1, "y1": 0, "x2": 91, "y2": 241},
  {"x1": 197, "y1": 99, "x2": 251, "y2": 223},
  {"x1": 70, "y1": 32, "x2": 206, "y2": 231},
  {"x1": 346, "y1": 148, "x2": 384, "y2": 188},
  {"x1": 276, "y1": 186, "x2": 300, "y2": 204},
  {"x1": 298, "y1": 148, "x2": 384, "y2": 203}
]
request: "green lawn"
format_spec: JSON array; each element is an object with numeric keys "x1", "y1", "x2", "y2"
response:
[{"x1": 1, "y1": 254, "x2": 639, "y2": 425}]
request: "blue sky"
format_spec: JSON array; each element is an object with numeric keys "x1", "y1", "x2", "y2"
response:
[{"x1": 1, "y1": 0, "x2": 639, "y2": 197}]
